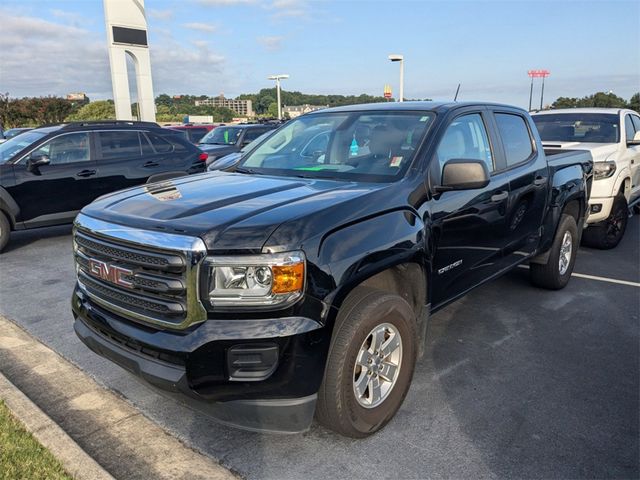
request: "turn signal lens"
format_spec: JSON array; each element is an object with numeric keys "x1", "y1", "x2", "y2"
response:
[{"x1": 272, "y1": 263, "x2": 305, "y2": 294}]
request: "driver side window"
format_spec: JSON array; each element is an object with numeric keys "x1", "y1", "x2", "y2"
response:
[
  {"x1": 31, "y1": 133, "x2": 91, "y2": 165},
  {"x1": 436, "y1": 114, "x2": 493, "y2": 172}
]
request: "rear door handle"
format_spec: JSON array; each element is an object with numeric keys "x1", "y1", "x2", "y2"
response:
[
  {"x1": 533, "y1": 176, "x2": 547, "y2": 186},
  {"x1": 490, "y1": 191, "x2": 508, "y2": 202},
  {"x1": 76, "y1": 169, "x2": 96, "y2": 177},
  {"x1": 143, "y1": 161, "x2": 160, "y2": 168}
]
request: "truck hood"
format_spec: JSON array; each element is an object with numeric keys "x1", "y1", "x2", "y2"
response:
[
  {"x1": 81, "y1": 172, "x2": 387, "y2": 252},
  {"x1": 542, "y1": 141, "x2": 619, "y2": 162}
]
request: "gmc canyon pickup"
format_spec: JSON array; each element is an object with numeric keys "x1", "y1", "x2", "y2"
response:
[{"x1": 71, "y1": 102, "x2": 592, "y2": 438}]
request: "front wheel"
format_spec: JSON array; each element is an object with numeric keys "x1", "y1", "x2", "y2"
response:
[
  {"x1": 0, "y1": 212, "x2": 10, "y2": 253},
  {"x1": 530, "y1": 214, "x2": 578, "y2": 290},
  {"x1": 316, "y1": 288, "x2": 418, "y2": 438},
  {"x1": 582, "y1": 195, "x2": 628, "y2": 249}
]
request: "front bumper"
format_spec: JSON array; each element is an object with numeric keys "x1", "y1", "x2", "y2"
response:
[
  {"x1": 586, "y1": 196, "x2": 614, "y2": 224},
  {"x1": 72, "y1": 286, "x2": 330, "y2": 433}
]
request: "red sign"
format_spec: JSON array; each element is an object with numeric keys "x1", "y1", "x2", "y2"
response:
[
  {"x1": 528, "y1": 69, "x2": 550, "y2": 78},
  {"x1": 384, "y1": 84, "x2": 392, "y2": 98}
]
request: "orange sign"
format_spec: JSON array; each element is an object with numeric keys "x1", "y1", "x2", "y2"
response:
[{"x1": 384, "y1": 84, "x2": 392, "y2": 98}]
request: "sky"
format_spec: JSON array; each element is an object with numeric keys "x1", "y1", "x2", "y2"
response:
[{"x1": 0, "y1": 0, "x2": 638, "y2": 109}]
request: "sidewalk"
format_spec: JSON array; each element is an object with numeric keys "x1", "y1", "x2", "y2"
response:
[{"x1": 0, "y1": 314, "x2": 237, "y2": 480}]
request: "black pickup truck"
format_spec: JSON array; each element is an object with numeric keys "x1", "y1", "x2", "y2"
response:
[{"x1": 71, "y1": 102, "x2": 592, "y2": 437}]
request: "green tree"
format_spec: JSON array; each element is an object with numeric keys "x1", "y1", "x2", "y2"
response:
[
  {"x1": 628, "y1": 92, "x2": 640, "y2": 113},
  {"x1": 551, "y1": 97, "x2": 579, "y2": 109},
  {"x1": 267, "y1": 102, "x2": 279, "y2": 118},
  {"x1": 576, "y1": 91, "x2": 627, "y2": 108},
  {"x1": 65, "y1": 100, "x2": 116, "y2": 121}
]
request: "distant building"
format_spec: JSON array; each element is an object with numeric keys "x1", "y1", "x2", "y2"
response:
[
  {"x1": 195, "y1": 95, "x2": 254, "y2": 117},
  {"x1": 66, "y1": 92, "x2": 89, "y2": 103},
  {"x1": 283, "y1": 104, "x2": 327, "y2": 118}
]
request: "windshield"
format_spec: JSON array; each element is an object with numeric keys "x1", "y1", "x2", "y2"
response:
[
  {"x1": 199, "y1": 127, "x2": 242, "y2": 145},
  {"x1": 240, "y1": 130, "x2": 276, "y2": 154},
  {"x1": 5, "y1": 128, "x2": 31, "y2": 139},
  {"x1": 0, "y1": 130, "x2": 47, "y2": 163},
  {"x1": 239, "y1": 111, "x2": 435, "y2": 182},
  {"x1": 533, "y1": 113, "x2": 619, "y2": 143}
]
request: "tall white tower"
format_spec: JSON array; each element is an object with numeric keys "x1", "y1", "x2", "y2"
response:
[{"x1": 104, "y1": 0, "x2": 156, "y2": 121}]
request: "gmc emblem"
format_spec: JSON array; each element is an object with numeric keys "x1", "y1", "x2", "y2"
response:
[{"x1": 88, "y1": 259, "x2": 134, "y2": 288}]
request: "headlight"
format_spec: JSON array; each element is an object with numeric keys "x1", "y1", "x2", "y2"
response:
[
  {"x1": 203, "y1": 251, "x2": 305, "y2": 310},
  {"x1": 593, "y1": 161, "x2": 616, "y2": 180}
]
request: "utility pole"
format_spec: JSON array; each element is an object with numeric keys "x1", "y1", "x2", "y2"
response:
[{"x1": 267, "y1": 74, "x2": 289, "y2": 119}]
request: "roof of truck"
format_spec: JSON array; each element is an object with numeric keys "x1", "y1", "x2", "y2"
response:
[
  {"x1": 531, "y1": 108, "x2": 627, "y2": 116},
  {"x1": 311, "y1": 101, "x2": 525, "y2": 114}
]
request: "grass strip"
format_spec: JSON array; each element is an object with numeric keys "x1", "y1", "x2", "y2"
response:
[{"x1": 0, "y1": 399, "x2": 71, "y2": 480}]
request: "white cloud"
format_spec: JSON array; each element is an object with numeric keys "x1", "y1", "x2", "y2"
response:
[
  {"x1": 269, "y1": 0, "x2": 308, "y2": 18},
  {"x1": 196, "y1": 0, "x2": 256, "y2": 5},
  {"x1": 0, "y1": 12, "x2": 230, "y2": 99},
  {"x1": 147, "y1": 8, "x2": 174, "y2": 21},
  {"x1": 257, "y1": 35, "x2": 284, "y2": 52},
  {"x1": 0, "y1": 13, "x2": 111, "y2": 98},
  {"x1": 182, "y1": 22, "x2": 218, "y2": 33},
  {"x1": 50, "y1": 9, "x2": 90, "y2": 27},
  {"x1": 196, "y1": 0, "x2": 310, "y2": 19}
]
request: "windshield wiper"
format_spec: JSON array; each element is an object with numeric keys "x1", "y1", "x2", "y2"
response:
[{"x1": 234, "y1": 167, "x2": 262, "y2": 175}]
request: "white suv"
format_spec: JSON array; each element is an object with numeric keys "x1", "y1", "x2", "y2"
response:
[{"x1": 533, "y1": 108, "x2": 640, "y2": 248}]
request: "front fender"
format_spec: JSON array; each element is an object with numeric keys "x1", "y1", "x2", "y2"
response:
[{"x1": 319, "y1": 209, "x2": 427, "y2": 313}]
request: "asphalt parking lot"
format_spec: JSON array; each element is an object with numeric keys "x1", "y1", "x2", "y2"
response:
[{"x1": 1, "y1": 217, "x2": 638, "y2": 479}]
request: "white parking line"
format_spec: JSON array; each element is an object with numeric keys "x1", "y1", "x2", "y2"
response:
[{"x1": 518, "y1": 265, "x2": 640, "y2": 288}]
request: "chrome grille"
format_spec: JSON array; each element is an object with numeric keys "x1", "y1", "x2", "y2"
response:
[{"x1": 73, "y1": 213, "x2": 207, "y2": 330}]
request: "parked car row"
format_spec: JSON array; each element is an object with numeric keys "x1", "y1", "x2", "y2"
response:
[{"x1": 0, "y1": 120, "x2": 207, "y2": 250}]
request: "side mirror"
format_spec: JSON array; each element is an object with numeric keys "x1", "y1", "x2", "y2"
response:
[
  {"x1": 27, "y1": 154, "x2": 50, "y2": 172},
  {"x1": 627, "y1": 131, "x2": 640, "y2": 146},
  {"x1": 436, "y1": 159, "x2": 490, "y2": 192}
]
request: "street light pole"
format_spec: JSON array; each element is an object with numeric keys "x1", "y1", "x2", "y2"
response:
[
  {"x1": 388, "y1": 54, "x2": 404, "y2": 102},
  {"x1": 267, "y1": 74, "x2": 289, "y2": 119}
]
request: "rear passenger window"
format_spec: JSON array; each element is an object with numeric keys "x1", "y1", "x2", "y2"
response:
[
  {"x1": 98, "y1": 131, "x2": 142, "y2": 159},
  {"x1": 436, "y1": 113, "x2": 493, "y2": 172},
  {"x1": 495, "y1": 114, "x2": 534, "y2": 166},
  {"x1": 243, "y1": 129, "x2": 267, "y2": 142},
  {"x1": 190, "y1": 128, "x2": 208, "y2": 143},
  {"x1": 145, "y1": 132, "x2": 174, "y2": 153}
]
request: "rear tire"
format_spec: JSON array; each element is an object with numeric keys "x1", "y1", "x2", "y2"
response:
[
  {"x1": 316, "y1": 287, "x2": 418, "y2": 438},
  {"x1": 582, "y1": 195, "x2": 628, "y2": 249},
  {"x1": 530, "y1": 214, "x2": 578, "y2": 290},
  {"x1": 0, "y1": 212, "x2": 10, "y2": 253}
]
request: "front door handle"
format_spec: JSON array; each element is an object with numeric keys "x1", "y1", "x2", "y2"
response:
[
  {"x1": 533, "y1": 176, "x2": 547, "y2": 186},
  {"x1": 490, "y1": 191, "x2": 508, "y2": 202},
  {"x1": 143, "y1": 161, "x2": 160, "y2": 168},
  {"x1": 76, "y1": 169, "x2": 97, "y2": 177}
]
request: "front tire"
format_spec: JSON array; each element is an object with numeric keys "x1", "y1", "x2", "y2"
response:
[
  {"x1": 530, "y1": 214, "x2": 578, "y2": 290},
  {"x1": 582, "y1": 195, "x2": 628, "y2": 249},
  {"x1": 316, "y1": 288, "x2": 418, "y2": 438},
  {"x1": 0, "y1": 212, "x2": 10, "y2": 253}
]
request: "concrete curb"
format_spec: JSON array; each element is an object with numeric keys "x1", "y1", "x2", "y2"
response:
[
  {"x1": 0, "y1": 314, "x2": 238, "y2": 480},
  {"x1": 0, "y1": 372, "x2": 115, "y2": 480}
]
